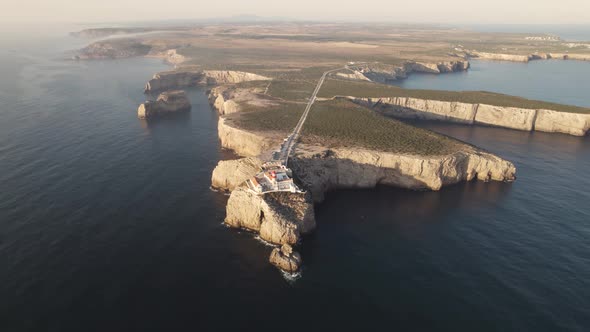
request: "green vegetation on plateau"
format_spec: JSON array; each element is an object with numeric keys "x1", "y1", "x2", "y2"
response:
[
  {"x1": 301, "y1": 100, "x2": 464, "y2": 155},
  {"x1": 227, "y1": 102, "x2": 305, "y2": 133},
  {"x1": 318, "y1": 79, "x2": 590, "y2": 114}
]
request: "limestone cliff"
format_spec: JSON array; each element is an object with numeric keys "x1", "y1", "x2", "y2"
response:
[
  {"x1": 217, "y1": 117, "x2": 278, "y2": 157},
  {"x1": 548, "y1": 53, "x2": 590, "y2": 61},
  {"x1": 144, "y1": 70, "x2": 271, "y2": 93},
  {"x1": 208, "y1": 86, "x2": 241, "y2": 115},
  {"x1": 289, "y1": 145, "x2": 516, "y2": 203},
  {"x1": 467, "y1": 51, "x2": 590, "y2": 63},
  {"x1": 137, "y1": 90, "x2": 191, "y2": 119},
  {"x1": 225, "y1": 188, "x2": 316, "y2": 245},
  {"x1": 347, "y1": 60, "x2": 469, "y2": 82},
  {"x1": 342, "y1": 96, "x2": 590, "y2": 136},
  {"x1": 211, "y1": 157, "x2": 263, "y2": 191}
]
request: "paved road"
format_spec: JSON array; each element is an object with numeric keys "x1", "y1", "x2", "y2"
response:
[{"x1": 278, "y1": 67, "x2": 343, "y2": 164}]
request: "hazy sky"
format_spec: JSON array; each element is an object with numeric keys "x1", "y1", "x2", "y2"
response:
[{"x1": 3, "y1": 0, "x2": 590, "y2": 24}]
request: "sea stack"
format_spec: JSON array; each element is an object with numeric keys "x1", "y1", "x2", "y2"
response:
[
  {"x1": 137, "y1": 90, "x2": 191, "y2": 119},
  {"x1": 269, "y1": 244, "x2": 302, "y2": 273}
]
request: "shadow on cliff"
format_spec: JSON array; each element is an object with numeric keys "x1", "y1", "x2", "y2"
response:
[
  {"x1": 139, "y1": 111, "x2": 192, "y2": 133},
  {"x1": 300, "y1": 178, "x2": 513, "y2": 267}
]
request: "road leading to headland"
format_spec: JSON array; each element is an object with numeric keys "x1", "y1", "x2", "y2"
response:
[{"x1": 279, "y1": 67, "x2": 344, "y2": 164}]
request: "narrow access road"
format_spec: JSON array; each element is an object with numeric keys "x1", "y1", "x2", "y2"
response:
[{"x1": 279, "y1": 67, "x2": 344, "y2": 164}]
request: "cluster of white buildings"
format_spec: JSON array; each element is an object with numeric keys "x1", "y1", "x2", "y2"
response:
[
  {"x1": 525, "y1": 36, "x2": 560, "y2": 42},
  {"x1": 246, "y1": 162, "x2": 302, "y2": 194}
]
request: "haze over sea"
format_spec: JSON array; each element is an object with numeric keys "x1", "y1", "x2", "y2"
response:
[{"x1": 0, "y1": 25, "x2": 589, "y2": 331}]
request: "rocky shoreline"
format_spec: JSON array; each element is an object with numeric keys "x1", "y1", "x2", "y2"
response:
[
  {"x1": 345, "y1": 60, "x2": 470, "y2": 83},
  {"x1": 132, "y1": 60, "x2": 586, "y2": 274},
  {"x1": 465, "y1": 51, "x2": 590, "y2": 63},
  {"x1": 207, "y1": 86, "x2": 517, "y2": 274}
]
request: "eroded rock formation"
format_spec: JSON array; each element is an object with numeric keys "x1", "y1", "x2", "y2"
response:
[
  {"x1": 269, "y1": 244, "x2": 302, "y2": 273},
  {"x1": 211, "y1": 157, "x2": 264, "y2": 191},
  {"x1": 290, "y1": 145, "x2": 516, "y2": 203},
  {"x1": 224, "y1": 188, "x2": 316, "y2": 245},
  {"x1": 347, "y1": 60, "x2": 470, "y2": 82},
  {"x1": 144, "y1": 70, "x2": 271, "y2": 93},
  {"x1": 137, "y1": 90, "x2": 191, "y2": 119}
]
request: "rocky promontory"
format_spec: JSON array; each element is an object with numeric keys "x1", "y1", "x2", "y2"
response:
[
  {"x1": 290, "y1": 145, "x2": 516, "y2": 203},
  {"x1": 347, "y1": 60, "x2": 469, "y2": 83},
  {"x1": 137, "y1": 90, "x2": 191, "y2": 119},
  {"x1": 342, "y1": 96, "x2": 590, "y2": 136},
  {"x1": 211, "y1": 157, "x2": 264, "y2": 191},
  {"x1": 144, "y1": 70, "x2": 271, "y2": 93},
  {"x1": 225, "y1": 187, "x2": 316, "y2": 245},
  {"x1": 75, "y1": 40, "x2": 152, "y2": 60}
]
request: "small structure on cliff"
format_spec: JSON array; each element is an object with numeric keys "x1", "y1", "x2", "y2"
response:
[
  {"x1": 137, "y1": 90, "x2": 191, "y2": 119},
  {"x1": 246, "y1": 162, "x2": 302, "y2": 194}
]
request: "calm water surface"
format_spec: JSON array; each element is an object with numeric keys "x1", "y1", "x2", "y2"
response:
[
  {"x1": 393, "y1": 59, "x2": 590, "y2": 108},
  {"x1": 0, "y1": 31, "x2": 589, "y2": 332}
]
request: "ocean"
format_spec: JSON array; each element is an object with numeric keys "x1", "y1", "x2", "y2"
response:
[{"x1": 0, "y1": 28, "x2": 589, "y2": 331}]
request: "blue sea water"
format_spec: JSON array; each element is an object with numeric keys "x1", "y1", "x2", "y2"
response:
[{"x1": 0, "y1": 28, "x2": 589, "y2": 332}]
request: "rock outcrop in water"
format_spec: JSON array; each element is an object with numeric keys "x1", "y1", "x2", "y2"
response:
[
  {"x1": 144, "y1": 70, "x2": 271, "y2": 93},
  {"x1": 341, "y1": 96, "x2": 590, "y2": 136},
  {"x1": 269, "y1": 244, "x2": 302, "y2": 273},
  {"x1": 137, "y1": 90, "x2": 191, "y2": 119}
]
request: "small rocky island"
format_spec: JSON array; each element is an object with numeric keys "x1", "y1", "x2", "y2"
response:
[{"x1": 137, "y1": 90, "x2": 191, "y2": 119}]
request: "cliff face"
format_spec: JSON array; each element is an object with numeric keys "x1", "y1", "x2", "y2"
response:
[
  {"x1": 467, "y1": 51, "x2": 590, "y2": 63},
  {"x1": 469, "y1": 52, "x2": 530, "y2": 62},
  {"x1": 217, "y1": 117, "x2": 278, "y2": 157},
  {"x1": 137, "y1": 90, "x2": 191, "y2": 119},
  {"x1": 208, "y1": 86, "x2": 242, "y2": 115},
  {"x1": 348, "y1": 60, "x2": 469, "y2": 82},
  {"x1": 290, "y1": 145, "x2": 516, "y2": 203},
  {"x1": 211, "y1": 157, "x2": 263, "y2": 191},
  {"x1": 344, "y1": 96, "x2": 590, "y2": 136},
  {"x1": 144, "y1": 70, "x2": 271, "y2": 93},
  {"x1": 225, "y1": 188, "x2": 316, "y2": 245}
]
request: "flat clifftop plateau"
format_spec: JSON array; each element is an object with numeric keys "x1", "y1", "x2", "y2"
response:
[
  {"x1": 144, "y1": 70, "x2": 271, "y2": 93},
  {"x1": 289, "y1": 145, "x2": 516, "y2": 203},
  {"x1": 137, "y1": 90, "x2": 191, "y2": 119},
  {"x1": 344, "y1": 96, "x2": 590, "y2": 136}
]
